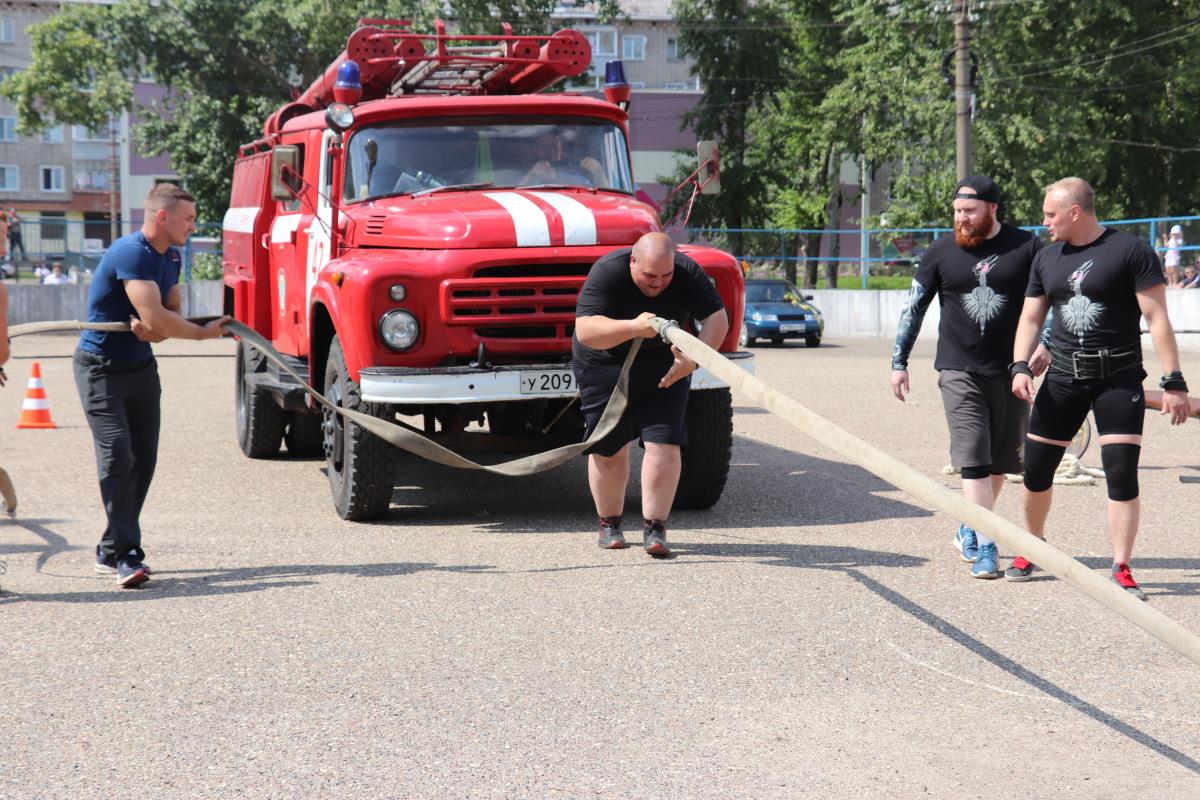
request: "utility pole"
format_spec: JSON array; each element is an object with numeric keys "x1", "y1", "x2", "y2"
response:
[
  {"x1": 954, "y1": 0, "x2": 973, "y2": 180},
  {"x1": 109, "y1": 116, "x2": 119, "y2": 245}
]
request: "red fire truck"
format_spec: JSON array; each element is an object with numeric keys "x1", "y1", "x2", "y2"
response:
[{"x1": 222, "y1": 21, "x2": 750, "y2": 520}]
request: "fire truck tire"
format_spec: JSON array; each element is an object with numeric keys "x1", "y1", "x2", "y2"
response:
[
  {"x1": 284, "y1": 411, "x2": 324, "y2": 457},
  {"x1": 323, "y1": 337, "x2": 395, "y2": 520},
  {"x1": 674, "y1": 387, "x2": 732, "y2": 510},
  {"x1": 236, "y1": 340, "x2": 285, "y2": 459}
]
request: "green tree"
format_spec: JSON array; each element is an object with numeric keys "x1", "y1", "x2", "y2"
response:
[
  {"x1": 0, "y1": 0, "x2": 586, "y2": 219},
  {"x1": 666, "y1": 0, "x2": 796, "y2": 255}
]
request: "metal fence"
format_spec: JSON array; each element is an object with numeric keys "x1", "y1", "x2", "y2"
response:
[
  {"x1": 9, "y1": 214, "x2": 1199, "y2": 288},
  {"x1": 682, "y1": 215, "x2": 1200, "y2": 288},
  {"x1": 0, "y1": 219, "x2": 221, "y2": 283}
]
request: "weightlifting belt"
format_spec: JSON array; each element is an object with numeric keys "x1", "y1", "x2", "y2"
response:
[{"x1": 1049, "y1": 343, "x2": 1141, "y2": 380}]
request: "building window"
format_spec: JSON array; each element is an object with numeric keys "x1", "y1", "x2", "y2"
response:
[
  {"x1": 0, "y1": 117, "x2": 15, "y2": 142},
  {"x1": 41, "y1": 125, "x2": 63, "y2": 144},
  {"x1": 0, "y1": 19, "x2": 14, "y2": 45},
  {"x1": 40, "y1": 211, "x2": 66, "y2": 241},
  {"x1": 584, "y1": 29, "x2": 617, "y2": 58},
  {"x1": 667, "y1": 38, "x2": 683, "y2": 61},
  {"x1": 73, "y1": 162, "x2": 112, "y2": 190},
  {"x1": 664, "y1": 82, "x2": 688, "y2": 91},
  {"x1": 41, "y1": 165, "x2": 64, "y2": 192},
  {"x1": 622, "y1": 35, "x2": 647, "y2": 62},
  {"x1": 73, "y1": 124, "x2": 113, "y2": 142},
  {"x1": 0, "y1": 165, "x2": 18, "y2": 191}
]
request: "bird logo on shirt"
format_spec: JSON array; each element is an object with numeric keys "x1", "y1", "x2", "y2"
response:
[
  {"x1": 1060, "y1": 260, "x2": 1104, "y2": 345},
  {"x1": 960, "y1": 254, "x2": 1004, "y2": 334}
]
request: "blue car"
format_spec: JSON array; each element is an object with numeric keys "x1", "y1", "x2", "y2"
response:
[{"x1": 739, "y1": 279, "x2": 825, "y2": 348}]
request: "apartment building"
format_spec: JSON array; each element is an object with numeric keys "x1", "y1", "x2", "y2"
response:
[{"x1": 0, "y1": 1, "x2": 176, "y2": 264}]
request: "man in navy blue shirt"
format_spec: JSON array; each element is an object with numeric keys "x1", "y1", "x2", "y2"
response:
[{"x1": 75, "y1": 183, "x2": 228, "y2": 587}]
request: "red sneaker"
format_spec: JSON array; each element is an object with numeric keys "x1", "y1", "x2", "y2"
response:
[{"x1": 1112, "y1": 562, "x2": 1147, "y2": 601}]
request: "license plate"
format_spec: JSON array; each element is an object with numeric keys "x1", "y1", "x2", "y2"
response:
[
  {"x1": 519, "y1": 370, "x2": 576, "y2": 395},
  {"x1": 779, "y1": 323, "x2": 805, "y2": 332}
]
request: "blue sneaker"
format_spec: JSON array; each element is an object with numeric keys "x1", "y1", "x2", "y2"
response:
[
  {"x1": 953, "y1": 524, "x2": 979, "y2": 562},
  {"x1": 971, "y1": 542, "x2": 1001, "y2": 579}
]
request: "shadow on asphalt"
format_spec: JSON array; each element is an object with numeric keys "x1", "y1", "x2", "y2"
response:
[
  {"x1": 840, "y1": 566, "x2": 1200, "y2": 776},
  {"x1": 359, "y1": 433, "x2": 933, "y2": 531},
  {"x1": 1, "y1": 562, "x2": 497, "y2": 604}
]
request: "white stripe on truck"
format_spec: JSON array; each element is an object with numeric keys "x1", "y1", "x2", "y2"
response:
[
  {"x1": 482, "y1": 191, "x2": 551, "y2": 247},
  {"x1": 222, "y1": 206, "x2": 260, "y2": 234},
  {"x1": 529, "y1": 191, "x2": 598, "y2": 246}
]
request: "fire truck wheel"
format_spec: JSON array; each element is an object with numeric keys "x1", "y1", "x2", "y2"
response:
[
  {"x1": 674, "y1": 387, "x2": 733, "y2": 510},
  {"x1": 236, "y1": 340, "x2": 285, "y2": 459},
  {"x1": 284, "y1": 412, "x2": 324, "y2": 457},
  {"x1": 323, "y1": 337, "x2": 395, "y2": 520}
]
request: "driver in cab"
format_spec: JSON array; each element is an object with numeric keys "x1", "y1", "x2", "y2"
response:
[{"x1": 522, "y1": 131, "x2": 604, "y2": 187}]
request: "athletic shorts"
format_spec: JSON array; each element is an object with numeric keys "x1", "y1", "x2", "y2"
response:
[
  {"x1": 574, "y1": 359, "x2": 690, "y2": 457},
  {"x1": 1029, "y1": 369, "x2": 1147, "y2": 441},
  {"x1": 937, "y1": 369, "x2": 1028, "y2": 474}
]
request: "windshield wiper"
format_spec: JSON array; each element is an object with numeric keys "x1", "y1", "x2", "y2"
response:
[{"x1": 412, "y1": 182, "x2": 494, "y2": 197}]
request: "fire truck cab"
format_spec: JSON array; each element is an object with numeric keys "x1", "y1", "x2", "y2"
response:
[{"x1": 223, "y1": 21, "x2": 751, "y2": 520}]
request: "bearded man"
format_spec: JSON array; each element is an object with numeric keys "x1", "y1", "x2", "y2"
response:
[{"x1": 890, "y1": 176, "x2": 1046, "y2": 578}]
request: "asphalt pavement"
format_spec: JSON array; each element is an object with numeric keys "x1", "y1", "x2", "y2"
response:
[{"x1": 2, "y1": 333, "x2": 1199, "y2": 799}]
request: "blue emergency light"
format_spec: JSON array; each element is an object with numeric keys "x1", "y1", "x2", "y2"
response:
[
  {"x1": 603, "y1": 60, "x2": 630, "y2": 109},
  {"x1": 333, "y1": 60, "x2": 363, "y2": 105}
]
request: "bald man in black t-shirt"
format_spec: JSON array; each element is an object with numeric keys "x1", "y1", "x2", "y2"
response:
[
  {"x1": 1009, "y1": 177, "x2": 1191, "y2": 599},
  {"x1": 573, "y1": 232, "x2": 728, "y2": 557}
]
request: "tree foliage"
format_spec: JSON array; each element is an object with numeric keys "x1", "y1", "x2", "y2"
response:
[
  {"x1": 673, "y1": 0, "x2": 1200, "y2": 242},
  {"x1": 0, "y1": 0, "x2": 581, "y2": 219}
]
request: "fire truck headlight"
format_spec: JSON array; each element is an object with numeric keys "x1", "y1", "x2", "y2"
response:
[
  {"x1": 325, "y1": 102, "x2": 355, "y2": 132},
  {"x1": 380, "y1": 310, "x2": 419, "y2": 350},
  {"x1": 388, "y1": 283, "x2": 407, "y2": 302}
]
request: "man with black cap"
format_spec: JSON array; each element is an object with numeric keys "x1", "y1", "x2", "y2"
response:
[{"x1": 890, "y1": 175, "x2": 1045, "y2": 578}]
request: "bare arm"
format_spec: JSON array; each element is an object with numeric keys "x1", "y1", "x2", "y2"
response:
[
  {"x1": 659, "y1": 307, "x2": 728, "y2": 389},
  {"x1": 575, "y1": 312, "x2": 659, "y2": 350},
  {"x1": 1139, "y1": 284, "x2": 1190, "y2": 425},
  {"x1": 125, "y1": 279, "x2": 226, "y2": 341},
  {"x1": 1138, "y1": 283, "x2": 1181, "y2": 375},
  {"x1": 1011, "y1": 295, "x2": 1050, "y2": 403}
]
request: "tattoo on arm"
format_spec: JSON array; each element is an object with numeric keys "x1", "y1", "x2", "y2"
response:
[
  {"x1": 1038, "y1": 307, "x2": 1053, "y2": 348},
  {"x1": 891, "y1": 280, "x2": 933, "y2": 370}
]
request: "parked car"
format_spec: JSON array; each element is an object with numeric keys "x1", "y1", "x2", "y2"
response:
[{"x1": 739, "y1": 279, "x2": 824, "y2": 348}]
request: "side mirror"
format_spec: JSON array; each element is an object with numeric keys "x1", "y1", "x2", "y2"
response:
[
  {"x1": 270, "y1": 145, "x2": 301, "y2": 202},
  {"x1": 697, "y1": 140, "x2": 720, "y2": 196}
]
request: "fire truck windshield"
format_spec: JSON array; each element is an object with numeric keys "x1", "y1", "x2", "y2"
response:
[{"x1": 343, "y1": 117, "x2": 634, "y2": 201}]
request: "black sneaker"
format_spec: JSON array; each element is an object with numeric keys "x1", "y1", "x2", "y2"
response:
[
  {"x1": 642, "y1": 519, "x2": 671, "y2": 558},
  {"x1": 1004, "y1": 556, "x2": 1035, "y2": 582},
  {"x1": 96, "y1": 545, "x2": 152, "y2": 575},
  {"x1": 597, "y1": 516, "x2": 627, "y2": 549},
  {"x1": 116, "y1": 557, "x2": 149, "y2": 588}
]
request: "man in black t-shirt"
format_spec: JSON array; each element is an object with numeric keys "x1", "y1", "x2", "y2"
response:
[
  {"x1": 1009, "y1": 177, "x2": 1191, "y2": 599},
  {"x1": 573, "y1": 232, "x2": 729, "y2": 556},
  {"x1": 890, "y1": 176, "x2": 1045, "y2": 579}
]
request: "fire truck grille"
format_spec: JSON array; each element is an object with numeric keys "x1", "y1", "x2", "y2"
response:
[{"x1": 441, "y1": 273, "x2": 586, "y2": 343}]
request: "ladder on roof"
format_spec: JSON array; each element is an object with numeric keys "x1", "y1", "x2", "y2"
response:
[{"x1": 354, "y1": 18, "x2": 592, "y2": 98}]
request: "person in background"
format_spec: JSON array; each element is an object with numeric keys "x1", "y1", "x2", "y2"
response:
[
  {"x1": 1164, "y1": 224, "x2": 1183, "y2": 287},
  {"x1": 42, "y1": 263, "x2": 70, "y2": 285},
  {"x1": 7, "y1": 209, "x2": 25, "y2": 261}
]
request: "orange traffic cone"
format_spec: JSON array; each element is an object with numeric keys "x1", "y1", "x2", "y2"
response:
[{"x1": 16, "y1": 362, "x2": 56, "y2": 429}]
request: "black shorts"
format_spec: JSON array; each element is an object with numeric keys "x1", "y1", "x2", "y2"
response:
[
  {"x1": 1029, "y1": 369, "x2": 1147, "y2": 441},
  {"x1": 574, "y1": 359, "x2": 690, "y2": 457}
]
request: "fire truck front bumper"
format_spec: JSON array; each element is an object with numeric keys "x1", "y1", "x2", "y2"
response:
[{"x1": 358, "y1": 351, "x2": 755, "y2": 405}]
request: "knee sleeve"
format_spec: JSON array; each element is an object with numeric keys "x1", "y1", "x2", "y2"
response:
[
  {"x1": 1101, "y1": 443, "x2": 1141, "y2": 501},
  {"x1": 960, "y1": 465, "x2": 991, "y2": 480},
  {"x1": 1023, "y1": 439, "x2": 1066, "y2": 492}
]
